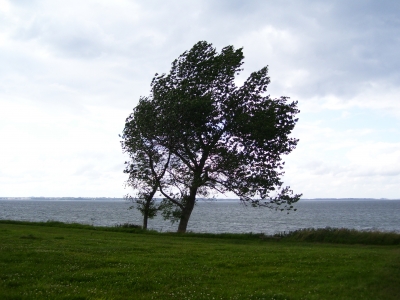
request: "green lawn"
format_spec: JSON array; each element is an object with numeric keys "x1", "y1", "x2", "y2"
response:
[{"x1": 0, "y1": 222, "x2": 399, "y2": 299}]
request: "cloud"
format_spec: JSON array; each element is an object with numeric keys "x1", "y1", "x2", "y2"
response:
[
  {"x1": 1, "y1": 0, "x2": 399, "y2": 197},
  {"x1": 282, "y1": 118, "x2": 400, "y2": 198},
  {"x1": 217, "y1": 1, "x2": 400, "y2": 116},
  {"x1": 347, "y1": 142, "x2": 400, "y2": 176}
]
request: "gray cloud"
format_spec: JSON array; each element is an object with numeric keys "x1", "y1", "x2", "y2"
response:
[
  {"x1": 4, "y1": 0, "x2": 400, "y2": 107},
  {"x1": 199, "y1": 1, "x2": 400, "y2": 102}
]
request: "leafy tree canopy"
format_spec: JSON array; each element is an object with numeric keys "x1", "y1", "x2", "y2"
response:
[{"x1": 122, "y1": 41, "x2": 301, "y2": 232}]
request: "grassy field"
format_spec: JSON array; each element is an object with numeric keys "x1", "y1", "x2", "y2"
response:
[{"x1": 0, "y1": 221, "x2": 399, "y2": 299}]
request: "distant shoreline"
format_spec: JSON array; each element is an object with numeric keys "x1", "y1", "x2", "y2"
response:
[{"x1": 0, "y1": 197, "x2": 399, "y2": 201}]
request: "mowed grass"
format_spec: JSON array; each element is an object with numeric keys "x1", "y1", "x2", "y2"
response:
[{"x1": 0, "y1": 222, "x2": 399, "y2": 299}]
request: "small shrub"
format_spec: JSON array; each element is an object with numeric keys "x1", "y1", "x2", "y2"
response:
[
  {"x1": 115, "y1": 223, "x2": 142, "y2": 229},
  {"x1": 279, "y1": 227, "x2": 400, "y2": 245}
]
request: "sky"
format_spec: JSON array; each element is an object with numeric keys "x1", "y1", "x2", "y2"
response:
[{"x1": 1, "y1": 0, "x2": 399, "y2": 199}]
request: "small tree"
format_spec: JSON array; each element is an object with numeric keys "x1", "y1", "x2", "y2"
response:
[
  {"x1": 122, "y1": 41, "x2": 301, "y2": 233},
  {"x1": 121, "y1": 104, "x2": 170, "y2": 229}
]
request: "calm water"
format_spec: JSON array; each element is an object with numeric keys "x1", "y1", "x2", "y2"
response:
[{"x1": 0, "y1": 199, "x2": 399, "y2": 235}]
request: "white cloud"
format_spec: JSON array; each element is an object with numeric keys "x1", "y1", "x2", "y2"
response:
[
  {"x1": 282, "y1": 119, "x2": 400, "y2": 198},
  {"x1": 347, "y1": 142, "x2": 400, "y2": 175}
]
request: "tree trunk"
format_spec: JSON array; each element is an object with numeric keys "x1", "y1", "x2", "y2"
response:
[
  {"x1": 177, "y1": 195, "x2": 196, "y2": 233},
  {"x1": 143, "y1": 213, "x2": 148, "y2": 230},
  {"x1": 142, "y1": 189, "x2": 156, "y2": 230},
  {"x1": 176, "y1": 171, "x2": 204, "y2": 233}
]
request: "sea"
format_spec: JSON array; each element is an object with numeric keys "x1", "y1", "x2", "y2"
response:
[{"x1": 0, "y1": 199, "x2": 399, "y2": 235}]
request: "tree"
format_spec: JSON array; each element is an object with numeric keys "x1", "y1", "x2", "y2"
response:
[
  {"x1": 121, "y1": 105, "x2": 170, "y2": 229},
  {"x1": 122, "y1": 41, "x2": 301, "y2": 233}
]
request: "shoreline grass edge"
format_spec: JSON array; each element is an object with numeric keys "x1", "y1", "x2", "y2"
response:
[{"x1": 1, "y1": 219, "x2": 399, "y2": 245}]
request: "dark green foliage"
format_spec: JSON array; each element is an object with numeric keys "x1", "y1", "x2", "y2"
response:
[
  {"x1": 278, "y1": 227, "x2": 400, "y2": 245},
  {"x1": 122, "y1": 41, "x2": 301, "y2": 232},
  {"x1": 114, "y1": 223, "x2": 143, "y2": 229},
  {"x1": 121, "y1": 110, "x2": 171, "y2": 229}
]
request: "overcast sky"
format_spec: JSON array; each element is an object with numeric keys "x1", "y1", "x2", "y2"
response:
[{"x1": 1, "y1": 0, "x2": 399, "y2": 199}]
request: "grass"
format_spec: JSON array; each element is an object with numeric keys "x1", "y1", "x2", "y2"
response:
[{"x1": 0, "y1": 220, "x2": 399, "y2": 299}]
